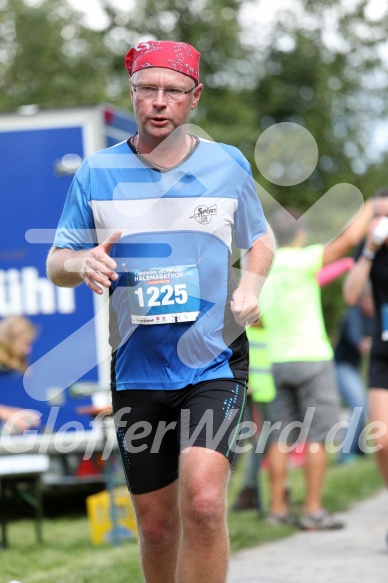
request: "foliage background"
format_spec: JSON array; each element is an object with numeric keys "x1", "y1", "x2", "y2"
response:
[{"x1": 1, "y1": 0, "x2": 388, "y2": 335}]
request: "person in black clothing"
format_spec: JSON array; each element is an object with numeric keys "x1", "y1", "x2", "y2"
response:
[
  {"x1": 344, "y1": 187, "x2": 388, "y2": 544},
  {"x1": 334, "y1": 287, "x2": 375, "y2": 462}
]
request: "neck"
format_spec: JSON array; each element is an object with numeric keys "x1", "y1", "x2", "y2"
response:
[{"x1": 134, "y1": 129, "x2": 192, "y2": 168}]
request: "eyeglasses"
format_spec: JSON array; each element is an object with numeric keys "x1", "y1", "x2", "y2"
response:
[{"x1": 131, "y1": 84, "x2": 196, "y2": 102}]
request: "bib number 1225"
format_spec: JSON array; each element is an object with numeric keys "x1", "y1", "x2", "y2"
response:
[{"x1": 134, "y1": 284, "x2": 188, "y2": 308}]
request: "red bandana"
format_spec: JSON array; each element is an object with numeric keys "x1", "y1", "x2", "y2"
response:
[{"x1": 125, "y1": 40, "x2": 200, "y2": 85}]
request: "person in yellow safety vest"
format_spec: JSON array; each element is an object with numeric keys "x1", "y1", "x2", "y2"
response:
[{"x1": 232, "y1": 321, "x2": 276, "y2": 514}]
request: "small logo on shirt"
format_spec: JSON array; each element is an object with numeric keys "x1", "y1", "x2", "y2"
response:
[{"x1": 191, "y1": 204, "x2": 218, "y2": 224}]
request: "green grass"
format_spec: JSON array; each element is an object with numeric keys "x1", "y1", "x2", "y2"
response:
[
  {"x1": 1, "y1": 517, "x2": 143, "y2": 583},
  {"x1": 1, "y1": 455, "x2": 383, "y2": 583}
]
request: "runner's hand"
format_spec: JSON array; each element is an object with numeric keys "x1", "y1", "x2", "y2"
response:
[
  {"x1": 80, "y1": 230, "x2": 122, "y2": 294},
  {"x1": 230, "y1": 287, "x2": 260, "y2": 327}
]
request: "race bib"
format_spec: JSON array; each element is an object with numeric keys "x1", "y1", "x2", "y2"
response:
[{"x1": 125, "y1": 264, "x2": 201, "y2": 325}]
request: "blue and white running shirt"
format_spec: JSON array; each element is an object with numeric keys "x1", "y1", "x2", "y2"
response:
[{"x1": 54, "y1": 137, "x2": 268, "y2": 390}]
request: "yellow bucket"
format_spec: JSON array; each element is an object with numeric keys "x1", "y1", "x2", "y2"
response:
[{"x1": 86, "y1": 486, "x2": 138, "y2": 545}]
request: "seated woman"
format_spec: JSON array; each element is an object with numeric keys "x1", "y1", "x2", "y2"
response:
[{"x1": 0, "y1": 316, "x2": 41, "y2": 432}]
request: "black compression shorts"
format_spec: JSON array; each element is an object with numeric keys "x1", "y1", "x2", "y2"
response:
[
  {"x1": 111, "y1": 379, "x2": 247, "y2": 495},
  {"x1": 369, "y1": 354, "x2": 388, "y2": 390}
]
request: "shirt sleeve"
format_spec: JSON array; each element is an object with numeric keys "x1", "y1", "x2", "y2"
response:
[
  {"x1": 53, "y1": 161, "x2": 96, "y2": 250},
  {"x1": 277, "y1": 245, "x2": 324, "y2": 273},
  {"x1": 298, "y1": 244, "x2": 324, "y2": 274},
  {"x1": 233, "y1": 166, "x2": 268, "y2": 250}
]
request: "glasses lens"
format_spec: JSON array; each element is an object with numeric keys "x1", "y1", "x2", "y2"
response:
[
  {"x1": 133, "y1": 86, "x2": 191, "y2": 102},
  {"x1": 136, "y1": 87, "x2": 156, "y2": 100},
  {"x1": 164, "y1": 89, "x2": 185, "y2": 102}
]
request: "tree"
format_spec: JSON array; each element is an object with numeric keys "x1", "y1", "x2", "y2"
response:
[
  {"x1": 0, "y1": 0, "x2": 111, "y2": 108},
  {"x1": 0, "y1": 0, "x2": 249, "y2": 112}
]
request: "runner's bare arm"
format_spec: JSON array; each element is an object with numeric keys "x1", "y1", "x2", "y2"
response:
[
  {"x1": 46, "y1": 230, "x2": 122, "y2": 295},
  {"x1": 231, "y1": 226, "x2": 276, "y2": 326}
]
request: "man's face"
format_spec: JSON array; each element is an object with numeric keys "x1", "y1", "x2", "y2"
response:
[{"x1": 130, "y1": 67, "x2": 203, "y2": 144}]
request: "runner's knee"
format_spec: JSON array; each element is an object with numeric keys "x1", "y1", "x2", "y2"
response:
[
  {"x1": 138, "y1": 514, "x2": 180, "y2": 547},
  {"x1": 182, "y1": 486, "x2": 226, "y2": 530}
]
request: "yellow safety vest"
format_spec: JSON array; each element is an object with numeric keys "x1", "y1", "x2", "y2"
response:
[{"x1": 247, "y1": 326, "x2": 276, "y2": 403}]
